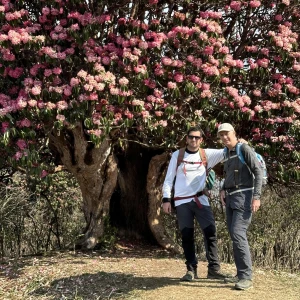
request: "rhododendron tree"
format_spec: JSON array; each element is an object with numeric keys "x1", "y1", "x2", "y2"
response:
[{"x1": 0, "y1": 0, "x2": 299, "y2": 248}]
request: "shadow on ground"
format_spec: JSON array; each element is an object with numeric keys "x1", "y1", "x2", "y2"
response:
[{"x1": 30, "y1": 271, "x2": 228, "y2": 299}]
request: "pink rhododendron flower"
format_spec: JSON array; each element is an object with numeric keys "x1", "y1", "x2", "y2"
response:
[
  {"x1": 70, "y1": 77, "x2": 80, "y2": 86},
  {"x1": 201, "y1": 83, "x2": 210, "y2": 90},
  {"x1": 41, "y1": 170, "x2": 48, "y2": 178},
  {"x1": 77, "y1": 70, "x2": 88, "y2": 79},
  {"x1": 138, "y1": 41, "x2": 148, "y2": 49},
  {"x1": 31, "y1": 86, "x2": 41, "y2": 95},
  {"x1": 89, "y1": 93, "x2": 98, "y2": 101},
  {"x1": 141, "y1": 111, "x2": 150, "y2": 119},
  {"x1": 56, "y1": 114, "x2": 65, "y2": 121},
  {"x1": 174, "y1": 73, "x2": 184, "y2": 83},
  {"x1": 203, "y1": 46, "x2": 214, "y2": 55},
  {"x1": 257, "y1": 58, "x2": 269, "y2": 68},
  {"x1": 37, "y1": 101, "x2": 45, "y2": 109},
  {"x1": 53, "y1": 67, "x2": 62, "y2": 75},
  {"x1": 46, "y1": 102, "x2": 57, "y2": 110},
  {"x1": 87, "y1": 129, "x2": 102, "y2": 137},
  {"x1": 8, "y1": 67, "x2": 24, "y2": 78},
  {"x1": 124, "y1": 110, "x2": 134, "y2": 119},
  {"x1": 253, "y1": 90, "x2": 261, "y2": 97},
  {"x1": 167, "y1": 82, "x2": 177, "y2": 89},
  {"x1": 161, "y1": 57, "x2": 172, "y2": 66},
  {"x1": 119, "y1": 77, "x2": 129, "y2": 86},
  {"x1": 18, "y1": 118, "x2": 31, "y2": 127},
  {"x1": 159, "y1": 120, "x2": 167, "y2": 127},
  {"x1": 221, "y1": 77, "x2": 230, "y2": 84},
  {"x1": 44, "y1": 69, "x2": 52, "y2": 77},
  {"x1": 201, "y1": 90, "x2": 212, "y2": 98},
  {"x1": 219, "y1": 46, "x2": 229, "y2": 54},
  {"x1": 194, "y1": 110, "x2": 202, "y2": 117},
  {"x1": 132, "y1": 99, "x2": 144, "y2": 106},
  {"x1": 110, "y1": 87, "x2": 119, "y2": 95},
  {"x1": 102, "y1": 56, "x2": 111, "y2": 65},
  {"x1": 154, "y1": 89, "x2": 163, "y2": 98},
  {"x1": 16, "y1": 139, "x2": 27, "y2": 150},
  {"x1": 63, "y1": 86, "x2": 72, "y2": 96},
  {"x1": 293, "y1": 63, "x2": 300, "y2": 71},
  {"x1": 1, "y1": 122, "x2": 9, "y2": 133},
  {"x1": 250, "y1": 1, "x2": 261, "y2": 8},
  {"x1": 230, "y1": 1, "x2": 242, "y2": 11},
  {"x1": 14, "y1": 151, "x2": 24, "y2": 161}
]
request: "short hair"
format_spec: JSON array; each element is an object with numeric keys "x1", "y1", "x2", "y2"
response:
[{"x1": 187, "y1": 126, "x2": 203, "y2": 136}]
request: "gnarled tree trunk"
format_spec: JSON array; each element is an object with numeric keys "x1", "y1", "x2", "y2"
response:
[
  {"x1": 48, "y1": 123, "x2": 118, "y2": 249},
  {"x1": 147, "y1": 152, "x2": 182, "y2": 254},
  {"x1": 76, "y1": 153, "x2": 118, "y2": 249},
  {"x1": 110, "y1": 143, "x2": 157, "y2": 241}
]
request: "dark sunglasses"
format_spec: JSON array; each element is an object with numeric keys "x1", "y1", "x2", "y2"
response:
[{"x1": 188, "y1": 135, "x2": 201, "y2": 140}]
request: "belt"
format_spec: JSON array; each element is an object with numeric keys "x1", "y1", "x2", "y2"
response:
[
  {"x1": 174, "y1": 191, "x2": 204, "y2": 208},
  {"x1": 225, "y1": 187, "x2": 254, "y2": 195}
]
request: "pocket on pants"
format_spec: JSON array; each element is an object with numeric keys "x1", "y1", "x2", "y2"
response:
[{"x1": 230, "y1": 191, "x2": 252, "y2": 212}]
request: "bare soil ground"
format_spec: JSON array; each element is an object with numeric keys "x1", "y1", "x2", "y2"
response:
[{"x1": 0, "y1": 241, "x2": 299, "y2": 300}]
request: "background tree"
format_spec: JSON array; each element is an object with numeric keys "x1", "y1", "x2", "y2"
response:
[{"x1": 0, "y1": 0, "x2": 299, "y2": 249}]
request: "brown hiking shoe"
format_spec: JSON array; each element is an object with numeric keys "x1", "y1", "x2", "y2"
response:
[{"x1": 207, "y1": 269, "x2": 228, "y2": 279}]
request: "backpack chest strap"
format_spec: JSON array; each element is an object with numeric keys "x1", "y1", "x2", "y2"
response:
[
  {"x1": 182, "y1": 160, "x2": 203, "y2": 175},
  {"x1": 182, "y1": 161, "x2": 203, "y2": 165}
]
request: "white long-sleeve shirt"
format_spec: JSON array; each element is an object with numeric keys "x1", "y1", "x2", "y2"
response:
[{"x1": 162, "y1": 148, "x2": 225, "y2": 207}]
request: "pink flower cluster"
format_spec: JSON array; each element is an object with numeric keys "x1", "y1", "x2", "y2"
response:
[
  {"x1": 195, "y1": 17, "x2": 222, "y2": 34},
  {"x1": 230, "y1": 1, "x2": 242, "y2": 11},
  {"x1": 269, "y1": 24, "x2": 298, "y2": 52},
  {"x1": 249, "y1": 1, "x2": 261, "y2": 8},
  {"x1": 5, "y1": 9, "x2": 27, "y2": 21}
]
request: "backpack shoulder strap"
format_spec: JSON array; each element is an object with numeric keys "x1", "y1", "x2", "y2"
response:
[
  {"x1": 223, "y1": 147, "x2": 229, "y2": 161},
  {"x1": 256, "y1": 152, "x2": 263, "y2": 162},
  {"x1": 176, "y1": 147, "x2": 185, "y2": 170},
  {"x1": 199, "y1": 148, "x2": 208, "y2": 171},
  {"x1": 236, "y1": 143, "x2": 245, "y2": 164}
]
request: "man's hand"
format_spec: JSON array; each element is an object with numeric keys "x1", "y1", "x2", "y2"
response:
[
  {"x1": 252, "y1": 199, "x2": 261, "y2": 212},
  {"x1": 238, "y1": 138, "x2": 248, "y2": 144},
  {"x1": 219, "y1": 190, "x2": 226, "y2": 207},
  {"x1": 162, "y1": 202, "x2": 172, "y2": 214}
]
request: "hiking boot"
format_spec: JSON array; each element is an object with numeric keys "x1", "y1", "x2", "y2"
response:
[
  {"x1": 224, "y1": 275, "x2": 239, "y2": 283},
  {"x1": 235, "y1": 279, "x2": 253, "y2": 290},
  {"x1": 207, "y1": 269, "x2": 228, "y2": 279},
  {"x1": 180, "y1": 270, "x2": 194, "y2": 281},
  {"x1": 180, "y1": 264, "x2": 199, "y2": 281}
]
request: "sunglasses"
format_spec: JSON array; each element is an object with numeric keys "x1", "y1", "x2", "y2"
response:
[{"x1": 188, "y1": 135, "x2": 201, "y2": 140}]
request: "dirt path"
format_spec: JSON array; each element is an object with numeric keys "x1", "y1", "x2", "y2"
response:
[{"x1": 0, "y1": 243, "x2": 299, "y2": 300}]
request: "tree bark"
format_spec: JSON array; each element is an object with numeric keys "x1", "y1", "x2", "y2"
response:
[
  {"x1": 110, "y1": 143, "x2": 157, "y2": 241},
  {"x1": 76, "y1": 153, "x2": 118, "y2": 249},
  {"x1": 48, "y1": 123, "x2": 118, "y2": 249},
  {"x1": 147, "y1": 152, "x2": 182, "y2": 254}
]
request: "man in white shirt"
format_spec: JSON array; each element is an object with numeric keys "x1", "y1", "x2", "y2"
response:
[{"x1": 162, "y1": 126, "x2": 227, "y2": 281}]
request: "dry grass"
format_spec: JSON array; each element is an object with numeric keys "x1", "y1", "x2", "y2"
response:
[{"x1": 0, "y1": 241, "x2": 299, "y2": 300}]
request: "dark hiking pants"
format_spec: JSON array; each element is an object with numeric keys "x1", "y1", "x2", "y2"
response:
[{"x1": 176, "y1": 201, "x2": 220, "y2": 271}]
